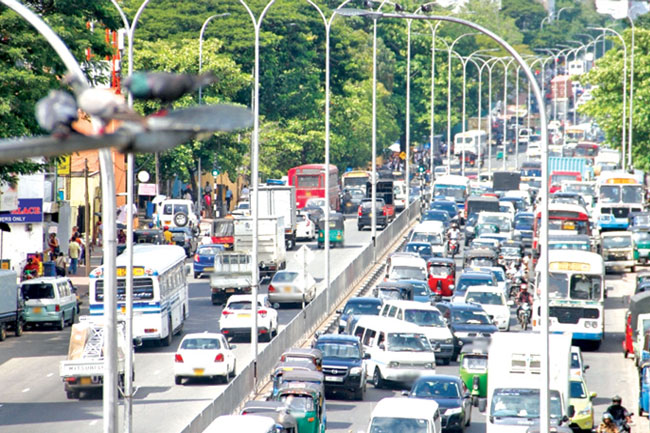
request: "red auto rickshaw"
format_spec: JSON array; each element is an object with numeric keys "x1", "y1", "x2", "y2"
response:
[{"x1": 427, "y1": 257, "x2": 456, "y2": 297}]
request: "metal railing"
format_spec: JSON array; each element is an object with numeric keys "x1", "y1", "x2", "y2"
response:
[{"x1": 180, "y1": 200, "x2": 421, "y2": 433}]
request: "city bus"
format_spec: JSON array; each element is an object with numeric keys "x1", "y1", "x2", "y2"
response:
[
  {"x1": 341, "y1": 170, "x2": 371, "y2": 194},
  {"x1": 533, "y1": 250, "x2": 605, "y2": 349},
  {"x1": 533, "y1": 203, "x2": 591, "y2": 255},
  {"x1": 595, "y1": 171, "x2": 644, "y2": 231},
  {"x1": 288, "y1": 164, "x2": 340, "y2": 210},
  {"x1": 89, "y1": 244, "x2": 189, "y2": 346},
  {"x1": 433, "y1": 174, "x2": 471, "y2": 211}
]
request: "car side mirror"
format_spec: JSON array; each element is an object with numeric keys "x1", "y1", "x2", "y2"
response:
[
  {"x1": 363, "y1": 352, "x2": 371, "y2": 360},
  {"x1": 567, "y1": 405, "x2": 575, "y2": 418},
  {"x1": 590, "y1": 392, "x2": 597, "y2": 400},
  {"x1": 336, "y1": 309, "x2": 342, "y2": 314},
  {"x1": 378, "y1": 343, "x2": 385, "y2": 351},
  {"x1": 584, "y1": 365, "x2": 590, "y2": 371}
]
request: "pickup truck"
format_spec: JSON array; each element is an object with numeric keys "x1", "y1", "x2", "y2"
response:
[
  {"x1": 357, "y1": 198, "x2": 392, "y2": 230},
  {"x1": 315, "y1": 334, "x2": 369, "y2": 400},
  {"x1": 210, "y1": 251, "x2": 253, "y2": 305}
]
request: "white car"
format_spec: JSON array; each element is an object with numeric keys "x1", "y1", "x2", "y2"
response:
[
  {"x1": 231, "y1": 201, "x2": 251, "y2": 217},
  {"x1": 462, "y1": 285, "x2": 511, "y2": 331},
  {"x1": 268, "y1": 270, "x2": 317, "y2": 304},
  {"x1": 219, "y1": 294, "x2": 279, "y2": 342},
  {"x1": 296, "y1": 211, "x2": 316, "y2": 240},
  {"x1": 527, "y1": 141, "x2": 541, "y2": 159},
  {"x1": 174, "y1": 332, "x2": 236, "y2": 385}
]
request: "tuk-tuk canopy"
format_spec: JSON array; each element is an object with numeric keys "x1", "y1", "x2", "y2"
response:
[
  {"x1": 272, "y1": 359, "x2": 318, "y2": 376},
  {"x1": 241, "y1": 400, "x2": 299, "y2": 431},
  {"x1": 318, "y1": 212, "x2": 344, "y2": 229},
  {"x1": 461, "y1": 342, "x2": 489, "y2": 356},
  {"x1": 464, "y1": 248, "x2": 499, "y2": 260},
  {"x1": 277, "y1": 381, "x2": 323, "y2": 400},
  {"x1": 427, "y1": 257, "x2": 456, "y2": 267},
  {"x1": 629, "y1": 291, "x2": 650, "y2": 334},
  {"x1": 281, "y1": 370, "x2": 325, "y2": 386},
  {"x1": 280, "y1": 348, "x2": 323, "y2": 369}
]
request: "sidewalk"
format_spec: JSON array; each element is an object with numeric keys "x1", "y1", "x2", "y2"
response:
[{"x1": 67, "y1": 249, "x2": 103, "y2": 298}]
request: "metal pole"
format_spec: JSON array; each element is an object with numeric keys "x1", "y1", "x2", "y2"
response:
[
  {"x1": 487, "y1": 61, "x2": 494, "y2": 174},
  {"x1": 502, "y1": 61, "x2": 508, "y2": 170},
  {"x1": 198, "y1": 13, "x2": 230, "y2": 105},
  {"x1": 627, "y1": 19, "x2": 635, "y2": 169},
  {"x1": 198, "y1": 159, "x2": 202, "y2": 217},
  {"x1": 405, "y1": 19, "x2": 411, "y2": 207},
  {"x1": 515, "y1": 65, "x2": 520, "y2": 170},
  {"x1": 477, "y1": 61, "x2": 483, "y2": 174},
  {"x1": 428, "y1": 23, "x2": 441, "y2": 181},
  {"x1": 461, "y1": 56, "x2": 467, "y2": 177},
  {"x1": 371, "y1": 18, "x2": 378, "y2": 251}
]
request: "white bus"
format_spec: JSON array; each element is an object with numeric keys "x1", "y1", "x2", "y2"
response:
[
  {"x1": 89, "y1": 244, "x2": 189, "y2": 346},
  {"x1": 533, "y1": 250, "x2": 604, "y2": 349},
  {"x1": 433, "y1": 174, "x2": 470, "y2": 211},
  {"x1": 453, "y1": 129, "x2": 487, "y2": 158},
  {"x1": 595, "y1": 171, "x2": 644, "y2": 230}
]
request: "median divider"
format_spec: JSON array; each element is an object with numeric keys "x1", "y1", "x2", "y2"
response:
[{"x1": 180, "y1": 201, "x2": 421, "y2": 433}]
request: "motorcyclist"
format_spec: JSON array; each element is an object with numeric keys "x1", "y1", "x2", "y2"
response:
[
  {"x1": 447, "y1": 223, "x2": 460, "y2": 255},
  {"x1": 516, "y1": 285, "x2": 533, "y2": 324},
  {"x1": 606, "y1": 395, "x2": 632, "y2": 432},
  {"x1": 596, "y1": 413, "x2": 620, "y2": 433}
]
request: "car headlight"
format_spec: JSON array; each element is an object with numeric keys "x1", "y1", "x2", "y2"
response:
[
  {"x1": 389, "y1": 361, "x2": 400, "y2": 368},
  {"x1": 350, "y1": 367, "x2": 362, "y2": 376},
  {"x1": 424, "y1": 362, "x2": 435, "y2": 369},
  {"x1": 446, "y1": 407, "x2": 463, "y2": 415},
  {"x1": 578, "y1": 405, "x2": 592, "y2": 416}
]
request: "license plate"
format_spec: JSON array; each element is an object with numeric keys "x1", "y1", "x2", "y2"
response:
[
  {"x1": 204, "y1": 267, "x2": 213, "y2": 272},
  {"x1": 369, "y1": 212, "x2": 373, "y2": 217},
  {"x1": 226, "y1": 288, "x2": 235, "y2": 293},
  {"x1": 283, "y1": 286, "x2": 292, "y2": 293},
  {"x1": 120, "y1": 306, "x2": 126, "y2": 314},
  {"x1": 32, "y1": 307, "x2": 42, "y2": 314},
  {"x1": 80, "y1": 377, "x2": 91, "y2": 385},
  {"x1": 237, "y1": 313, "x2": 251, "y2": 318},
  {"x1": 325, "y1": 376, "x2": 344, "y2": 382},
  {"x1": 193, "y1": 368, "x2": 204, "y2": 375}
]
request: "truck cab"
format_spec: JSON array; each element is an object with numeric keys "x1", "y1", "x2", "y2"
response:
[{"x1": 315, "y1": 334, "x2": 369, "y2": 400}]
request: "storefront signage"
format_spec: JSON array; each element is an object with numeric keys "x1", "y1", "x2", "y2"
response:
[{"x1": 0, "y1": 198, "x2": 43, "y2": 223}]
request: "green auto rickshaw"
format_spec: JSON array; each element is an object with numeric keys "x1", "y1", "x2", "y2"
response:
[
  {"x1": 274, "y1": 382, "x2": 326, "y2": 433},
  {"x1": 318, "y1": 212, "x2": 345, "y2": 249},
  {"x1": 459, "y1": 344, "x2": 488, "y2": 406}
]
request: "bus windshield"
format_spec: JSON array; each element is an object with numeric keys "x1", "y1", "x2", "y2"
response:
[
  {"x1": 434, "y1": 186, "x2": 465, "y2": 201},
  {"x1": 622, "y1": 185, "x2": 643, "y2": 204},
  {"x1": 548, "y1": 273, "x2": 602, "y2": 300},
  {"x1": 599, "y1": 185, "x2": 620, "y2": 203},
  {"x1": 564, "y1": 183, "x2": 596, "y2": 196},
  {"x1": 491, "y1": 389, "x2": 563, "y2": 420}
]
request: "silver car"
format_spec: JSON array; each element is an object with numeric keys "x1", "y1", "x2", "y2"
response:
[{"x1": 268, "y1": 270, "x2": 316, "y2": 304}]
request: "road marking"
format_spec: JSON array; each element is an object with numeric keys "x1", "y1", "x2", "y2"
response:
[
  {"x1": 46, "y1": 373, "x2": 53, "y2": 377},
  {"x1": 89, "y1": 420, "x2": 98, "y2": 426},
  {"x1": 22, "y1": 388, "x2": 30, "y2": 393},
  {"x1": 154, "y1": 370, "x2": 160, "y2": 375}
]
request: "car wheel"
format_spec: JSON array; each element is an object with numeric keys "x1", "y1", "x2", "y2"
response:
[
  {"x1": 373, "y1": 368, "x2": 385, "y2": 389},
  {"x1": 57, "y1": 316, "x2": 65, "y2": 331},
  {"x1": 357, "y1": 225, "x2": 363, "y2": 231},
  {"x1": 68, "y1": 308, "x2": 76, "y2": 326},
  {"x1": 194, "y1": 272, "x2": 199, "y2": 279},
  {"x1": 15, "y1": 319, "x2": 23, "y2": 337},
  {"x1": 353, "y1": 384, "x2": 365, "y2": 401},
  {"x1": 175, "y1": 376, "x2": 182, "y2": 385},
  {"x1": 230, "y1": 361, "x2": 237, "y2": 378}
]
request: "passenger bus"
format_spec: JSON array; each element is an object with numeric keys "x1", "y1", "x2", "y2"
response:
[
  {"x1": 454, "y1": 130, "x2": 487, "y2": 164},
  {"x1": 595, "y1": 171, "x2": 644, "y2": 231},
  {"x1": 287, "y1": 164, "x2": 340, "y2": 210},
  {"x1": 573, "y1": 142, "x2": 599, "y2": 162},
  {"x1": 89, "y1": 244, "x2": 189, "y2": 346},
  {"x1": 533, "y1": 250, "x2": 605, "y2": 348},
  {"x1": 533, "y1": 203, "x2": 591, "y2": 254},
  {"x1": 341, "y1": 170, "x2": 371, "y2": 194},
  {"x1": 565, "y1": 124, "x2": 590, "y2": 144},
  {"x1": 433, "y1": 175, "x2": 470, "y2": 211}
]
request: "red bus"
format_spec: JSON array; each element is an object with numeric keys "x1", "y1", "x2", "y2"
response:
[
  {"x1": 533, "y1": 203, "x2": 591, "y2": 255},
  {"x1": 288, "y1": 164, "x2": 340, "y2": 210}
]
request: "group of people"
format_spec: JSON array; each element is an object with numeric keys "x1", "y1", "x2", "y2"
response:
[
  {"x1": 595, "y1": 396, "x2": 632, "y2": 432},
  {"x1": 34, "y1": 228, "x2": 83, "y2": 279}
]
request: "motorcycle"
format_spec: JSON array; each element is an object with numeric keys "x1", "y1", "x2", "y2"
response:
[
  {"x1": 517, "y1": 302, "x2": 531, "y2": 331},
  {"x1": 610, "y1": 413, "x2": 633, "y2": 433},
  {"x1": 448, "y1": 238, "x2": 459, "y2": 257}
]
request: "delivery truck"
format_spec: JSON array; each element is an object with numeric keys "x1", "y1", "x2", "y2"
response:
[{"x1": 0, "y1": 270, "x2": 23, "y2": 341}]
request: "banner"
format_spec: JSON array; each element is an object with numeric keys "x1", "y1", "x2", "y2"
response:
[{"x1": 0, "y1": 198, "x2": 43, "y2": 223}]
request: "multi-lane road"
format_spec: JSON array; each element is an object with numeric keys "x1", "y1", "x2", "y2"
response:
[{"x1": 0, "y1": 217, "x2": 384, "y2": 433}]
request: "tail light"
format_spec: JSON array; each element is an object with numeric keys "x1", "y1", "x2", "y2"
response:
[
  {"x1": 358, "y1": 206, "x2": 362, "y2": 217},
  {"x1": 383, "y1": 207, "x2": 388, "y2": 216},
  {"x1": 268, "y1": 285, "x2": 276, "y2": 293},
  {"x1": 175, "y1": 354, "x2": 184, "y2": 363},
  {"x1": 194, "y1": 254, "x2": 199, "y2": 262},
  {"x1": 55, "y1": 305, "x2": 61, "y2": 312},
  {"x1": 222, "y1": 310, "x2": 233, "y2": 316},
  {"x1": 258, "y1": 309, "x2": 267, "y2": 318},
  {"x1": 306, "y1": 219, "x2": 310, "y2": 226},
  {"x1": 214, "y1": 353, "x2": 224, "y2": 362}
]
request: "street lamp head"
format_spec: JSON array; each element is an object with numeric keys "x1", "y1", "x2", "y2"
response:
[
  {"x1": 420, "y1": 3, "x2": 433, "y2": 12},
  {"x1": 364, "y1": 0, "x2": 374, "y2": 8}
]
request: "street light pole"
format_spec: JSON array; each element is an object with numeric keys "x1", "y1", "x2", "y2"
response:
[
  {"x1": 199, "y1": 14, "x2": 230, "y2": 104},
  {"x1": 427, "y1": 21, "x2": 443, "y2": 182},
  {"x1": 627, "y1": 18, "x2": 635, "y2": 169}
]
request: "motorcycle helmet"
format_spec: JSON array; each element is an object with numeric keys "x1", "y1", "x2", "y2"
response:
[
  {"x1": 520, "y1": 284, "x2": 528, "y2": 291},
  {"x1": 602, "y1": 413, "x2": 614, "y2": 421},
  {"x1": 612, "y1": 395, "x2": 622, "y2": 403}
]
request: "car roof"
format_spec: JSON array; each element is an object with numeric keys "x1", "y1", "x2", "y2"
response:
[
  {"x1": 346, "y1": 297, "x2": 383, "y2": 305},
  {"x1": 415, "y1": 374, "x2": 462, "y2": 383},
  {"x1": 382, "y1": 300, "x2": 441, "y2": 310},
  {"x1": 438, "y1": 302, "x2": 484, "y2": 311},
  {"x1": 205, "y1": 415, "x2": 276, "y2": 432},
  {"x1": 464, "y1": 285, "x2": 503, "y2": 294},
  {"x1": 181, "y1": 332, "x2": 224, "y2": 340},
  {"x1": 316, "y1": 334, "x2": 360, "y2": 344},
  {"x1": 371, "y1": 397, "x2": 439, "y2": 419},
  {"x1": 226, "y1": 294, "x2": 268, "y2": 304}
]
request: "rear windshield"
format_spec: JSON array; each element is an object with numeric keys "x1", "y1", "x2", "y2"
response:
[
  {"x1": 181, "y1": 338, "x2": 221, "y2": 350},
  {"x1": 22, "y1": 283, "x2": 54, "y2": 300},
  {"x1": 198, "y1": 246, "x2": 222, "y2": 256}
]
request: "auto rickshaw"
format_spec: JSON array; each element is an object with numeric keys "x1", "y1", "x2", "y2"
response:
[
  {"x1": 463, "y1": 248, "x2": 499, "y2": 268},
  {"x1": 639, "y1": 362, "x2": 650, "y2": 416},
  {"x1": 317, "y1": 213, "x2": 345, "y2": 248},
  {"x1": 459, "y1": 344, "x2": 488, "y2": 406},
  {"x1": 427, "y1": 257, "x2": 456, "y2": 298},
  {"x1": 241, "y1": 400, "x2": 299, "y2": 433},
  {"x1": 637, "y1": 271, "x2": 650, "y2": 293},
  {"x1": 274, "y1": 382, "x2": 326, "y2": 433},
  {"x1": 626, "y1": 292, "x2": 650, "y2": 361},
  {"x1": 372, "y1": 281, "x2": 414, "y2": 302},
  {"x1": 271, "y1": 360, "x2": 318, "y2": 398},
  {"x1": 280, "y1": 348, "x2": 323, "y2": 371}
]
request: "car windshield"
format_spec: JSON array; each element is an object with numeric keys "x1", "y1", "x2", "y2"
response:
[
  {"x1": 404, "y1": 309, "x2": 446, "y2": 327},
  {"x1": 479, "y1": 216, "x2": 511, "y2": 232},
  {"x1": 344, "y1": 301, "x2": 382, "y2": 316},
  {"x1": 369, "y1": 417, "x2": 429, "y2": 433},
  {"x1": 570, "y1": 381, "x2": 587, "y2": 399},
  {"x1": 21, "y1": 283, "x2": 54, "y2": 299},
  {"x1": 431, "y1": 202, "x2": 457, "y2": 215},
  {"x1": 272, "y1": 272, "x2": 299, "y2": 283},
  {"x1": 412, "y1": 379, "x2": 460, "y2": 398},
  {"x1": 423, "y1": 211, "x2": 449, "y2": 222},
  {"x1": 491, "y1": 389, "x2": 563, "y2": 419},
  {"x1": 451, "y1": 310, "x2": 491, "y2": 325},
  {"x1": 490, "y1": 269, "x2": 506, "y2": 282},
  {"x1": 565, "y1": 184, "x2": 595, "y2": 196},
  {"x1": 405, "y1": 244, "x2": 433, "y2": 256},
  {"x1": 411, "y1": 232, "x2": 443, "y2": 246},
  {"x1": 316, "y1": 342, "x2": 361, "y2": 359},
  {"x1": 386, "y1": 332, "x2": 430, "y2": 352},
  {"x1": 462, "y1": 356, "x2": 487, "y2": 370},
  {"x1": 279, "y1": 394, "x2": 314, "y2": 412},
  {"x1": 465, "y1": 291, "x2": 504, "y2": 306},
  {"x1": 377, "y1": 288, "x2": 404, "y2": 300},
  {"x1": 501, "y1": 247, "x2": 520, "y2": 256},
  {"x1": 198, "y1": 246, "x2": 222, "y2": 256},
  {"x1": 634, "y1": 232, "x2": 650, "y2": 243},
  {"x1": 515, "y1": 217, "x2": 534, "y2": 230},
  {"x1": 429, "y1": 265, "x2": 452, "y2": 278},
  {"x1": 389, "y1": 266, "x2": 426, "y2": 281},
  {"x1": 602, "y1": 235, "x2": 632, "y2": 249},
  {"x1": 180, "y1": 338, "x2": 221, "y2": 350},
  {"x1": 458, "y1": 277, "x2": 494, "y2": 292}
]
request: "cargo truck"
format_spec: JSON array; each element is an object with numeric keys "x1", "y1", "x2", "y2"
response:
[
  {"x1": 0, "y1": 270, "x2": 23, "y2": 341},
  {"x1": 209, "y1": 252, "x2": 253, "y2": 305},
  {"x1": 257, "y1": 185, "x2": 297, "y2": 250},
  {"x1": 485, "y1": 332, "x2": 573, "y2": 433},
  {"x1": 234, "y1": 216, "x2": 287, "y2": 278}
]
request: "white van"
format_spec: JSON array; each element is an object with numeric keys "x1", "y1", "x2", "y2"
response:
[
  {"x1": 367, "y1": 397, "x2": 442, "y2": 433},
  {"x1": 394, "y1": 180, "x2": 407, "y2": 211},
  {"x1": 379, "y1": 300, "x2": 454, "y2": 364},
  {"x1": 21, "y1": 277, "x2": 77, "y2": 330},
  {"x1": 351, "y1": 316, "x2": 436, "y2": 388},
  {"x1": 156, "y1": 199, "x2": 198, "y2": 228},
  {"x1": 203, "y1": 415, "x2": 277, "y2": 433},
  {"x1": 386, "y1": 252, "x2": 427, "y2": 281},
  {"x1": 461, "y1": 285, "x2": 511, "y2": 331}
]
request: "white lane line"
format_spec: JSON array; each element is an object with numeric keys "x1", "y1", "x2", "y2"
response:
[
  {"x1": 46, "y1": 373, "x2": 53, "y2": 377},
  {"x1": 21, "y1": 388, "x2": 30, "y2": 393},
  {"x1": 89, "y1": 420, "x2": 98, "y2": 426},
  {"x1": 153, "y1": 370, "x2": 160, "y2": 375}
]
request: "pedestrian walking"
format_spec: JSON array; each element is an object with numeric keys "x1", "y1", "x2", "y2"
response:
[
  {"x1": 225, "y1": 187, "x2": 232, "y2": 211},
  {"x1": 55, "y1": 252, "x2": 67, "y2": 276},
  {"x1": 68, "y1": 236, "x2": 80, "y2": 275},
  {"x1": 47, "y1": 233, "x2": 59, "y2": 261}
]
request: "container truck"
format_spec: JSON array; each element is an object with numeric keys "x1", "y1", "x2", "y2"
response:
[
  {"x1": 256, "y1": 185, "x2": 297, "y2": 250},
  {"x1": 234, "y1": 216, "x2": 287, "y2": 278}
]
